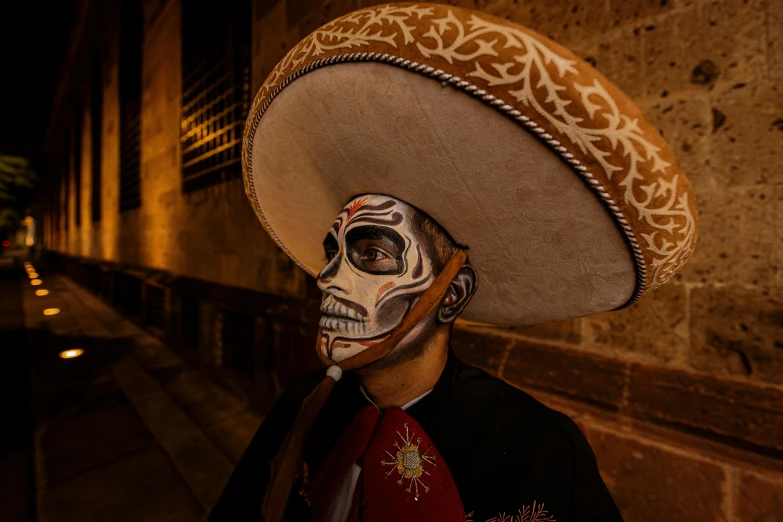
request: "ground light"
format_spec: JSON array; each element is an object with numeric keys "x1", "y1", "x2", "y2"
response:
[
  {"x1": 43, "y1": 308, "x2": 60, "y2": 316},
  {"x1": 31, "y1": 279, "x2": 42, "y2": 286},
  {"x1": 35, "y1": 289, "x2": 49, "y2": 296},
  {"x1": 59, "y1": 349, "x2": 84, "y2": 359}
]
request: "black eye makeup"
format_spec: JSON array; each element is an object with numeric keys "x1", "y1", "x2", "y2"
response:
[
  {"x1": 323, "y1": 233, "x2": 340, "y2": 262},
  {"x1": 344, "y1": 225, "x2": 405, "y2": 275}
]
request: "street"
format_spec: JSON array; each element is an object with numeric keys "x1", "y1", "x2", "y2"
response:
[{"x1": 1, "y1": 258, "x2": 261, "y2": 522}]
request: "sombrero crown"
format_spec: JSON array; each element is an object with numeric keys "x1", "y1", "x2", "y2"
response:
[{"x1": 242, "y1": 2, "x2": 698, "y2": 326}]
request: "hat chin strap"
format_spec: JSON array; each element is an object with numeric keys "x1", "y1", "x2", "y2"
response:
[{"x1": 262, "y1": 248, "x2": 468, "y2": 522}]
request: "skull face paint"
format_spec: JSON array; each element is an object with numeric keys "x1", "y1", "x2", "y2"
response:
[{"x1": 317, "y1": 195, "x2": 436, "y2": 363}]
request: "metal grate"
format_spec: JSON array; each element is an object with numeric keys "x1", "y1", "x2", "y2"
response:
[
  {"x1": 221, "y1": 308, "x2": 255, "y2": 380},
  {"x1": 114, "y1": 273, "x2": 142, "y2": 317},
  {"x1": 91, "y1": 54, "x2": 102, "y2": 223},
  {"x1": 180, "y1": 0, "x2": 251, "y2": 193},
  {"x1": 119, "y1": 0, "x2": 142, "y2": 213},
  {"x1": 144, "y1": 285, "x2": 167, "y2": 330},
  {"x1": 179, "y1": 296, "x2": 200, "y2": 349},
  {"x1": 74, "y1": 105, "x2": 82, "y2": 227},
  {"x1": 63, "y1": 135, "x2": 70, "y2": 231}
]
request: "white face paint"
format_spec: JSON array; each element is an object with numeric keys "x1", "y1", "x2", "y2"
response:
[{"x1": 317, "y1": 195, "x2": 436, "y2": 363}]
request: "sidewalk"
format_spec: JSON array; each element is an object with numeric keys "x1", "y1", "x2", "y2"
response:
[{"x1": 22, "y1": 269, "x2": 262, "y2": 521}]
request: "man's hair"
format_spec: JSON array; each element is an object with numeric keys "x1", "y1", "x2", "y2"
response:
[{"x1": 411, "y1": 209, "x2": 463, "y2": 273}]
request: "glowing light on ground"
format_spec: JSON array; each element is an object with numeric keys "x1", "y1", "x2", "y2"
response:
[
  {"x1": 43, "y1": 308, "x2": 60, "y2": 316},
  {"x1": 31, "y1": 279, "x2": 42, "y2": 286},
  {"x1": 35, "y1": 289, "x2": 49, "y2": 296},
  {"x1": 59, "y1": 349, "x2": 84, "y2": 359}
]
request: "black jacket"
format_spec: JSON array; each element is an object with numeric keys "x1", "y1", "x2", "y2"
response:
[{"x1": 209, "y1": 351, "x2": 625, "y2": 522}]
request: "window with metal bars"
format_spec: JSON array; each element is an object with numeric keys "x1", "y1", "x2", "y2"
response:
[
  {"x1": 74, "y1": 104, "x2": 82, "y2": 227},
  {"x1": 91, "y1": 54, "x2": 102, "y2": 222},
  {"x1": 145, "y1": 285, "x2": 167, "y2": 330},
  {"x1": 179, "y1": 296, "x2": 200, "y2": 349},
  {"x1": 119, "y1": 0, "x2": 142, "y2": 213},
  {"x1": 221, "y1": 308, "x2": 255, "y2": 380},
  {"x1": 180, "y1": 0, "x2": 251, "y2": 193},
  {"x1": 63, "y1": 134, "x2": 70, "y2": 231}
]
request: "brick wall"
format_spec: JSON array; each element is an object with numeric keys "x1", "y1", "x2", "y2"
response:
[{"x1": 45, "y1": 0, "x2": 782, "y2": 520}]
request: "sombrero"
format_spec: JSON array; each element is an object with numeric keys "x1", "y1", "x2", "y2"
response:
[{"x1": 242, "y1": 2, "x2": 698, "y2": 326}]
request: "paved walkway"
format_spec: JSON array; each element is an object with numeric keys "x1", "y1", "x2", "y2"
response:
[
  {"x1": 0, "y1": 266, "x2": 35, "y2": 522},
  {"x1": 20, "y1": 265, "x2": 262, "y2": 522}
]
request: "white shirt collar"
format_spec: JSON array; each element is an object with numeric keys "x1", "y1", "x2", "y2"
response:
[{"x1": 359, "y1": 384, "x2": 433, "y2": 411}]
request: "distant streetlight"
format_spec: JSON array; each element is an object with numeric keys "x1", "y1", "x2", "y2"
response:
[
  {"x1": 35, "y1": 289, "x2": 49, "y2": 296},
  {"x1": 31, "y1": 279, "x2": 42, "y2": 286},
  {"x1": 59, "y1": 349, "x2": 83, "y2": 359},
  {"x1": 43, "y1": 308, "x2": 60, "y2": 316}
]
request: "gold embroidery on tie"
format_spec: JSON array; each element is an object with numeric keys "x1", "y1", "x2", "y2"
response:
[
  {"x1": 380, "y1": 422, "x2": 437, "y2": 500},
  {"x1": 465, "y1": 501, "x2": 556, "y2": 522}
]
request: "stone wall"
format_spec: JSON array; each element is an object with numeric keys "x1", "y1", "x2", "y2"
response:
[{"x1": 45, "y1": 0, "x2": 783, "y2": 520}]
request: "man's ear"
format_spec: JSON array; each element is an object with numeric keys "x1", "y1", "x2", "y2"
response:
[{"x1": 437, "y1": 264, "x2": 478, "y2": 324}]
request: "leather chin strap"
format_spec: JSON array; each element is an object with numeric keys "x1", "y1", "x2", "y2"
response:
[{"x1": 261, "y1": 248, "x2": 469, "y2": 522}]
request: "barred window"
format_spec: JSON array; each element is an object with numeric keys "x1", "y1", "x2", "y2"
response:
[
  {"x1": 221, "y1": 308, "x2": 255, "y2": 380},
  {"x1": 63, "y1": 134, "x2": 70, "y2": 231},
  {"x1": 119, "y1": 0, "x2": 142, "y2": 213},
  {"x1": 91, "y1": 54, "x2": 102, "y2": 222},
  {"x1": 74, "y1": 103, "x2": 82, "y2": 227},
  {"x1": 181, "y1": 0, "x2": 251, "y2": 193}
]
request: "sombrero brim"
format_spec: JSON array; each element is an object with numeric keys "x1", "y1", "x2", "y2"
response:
[{"x1": 243, "y1": 3, "x2": 698, "y2": 326}]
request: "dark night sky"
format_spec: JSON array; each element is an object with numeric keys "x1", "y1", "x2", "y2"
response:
[{"x1": 0, "y1": 1, "x2": 76, "y2": 155}]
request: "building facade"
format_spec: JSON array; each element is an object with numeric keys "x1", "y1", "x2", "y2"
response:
[{"x1": 43, "y1": 0, "x2": 783, "y2": 520}]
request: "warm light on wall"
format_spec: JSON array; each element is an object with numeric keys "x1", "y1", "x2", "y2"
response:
[
  {"x1": 59, "y1": 349, "x2": 83, "y2": 359},
  {"x1": 35, "y1": 289, "x2": 49, "y2": 296},
  {"x1": 43, "y1": 308, "x2": 60, "y2": 316},
  {"x1": 31, "y1": 279, "x2": 42, "y2": 286}
]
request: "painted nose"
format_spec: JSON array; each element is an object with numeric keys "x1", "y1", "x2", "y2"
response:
[{"x1": 317, "y1": 255, "x2": 353, "y2": 295}]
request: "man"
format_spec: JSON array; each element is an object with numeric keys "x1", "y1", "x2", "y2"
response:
[
  {"x1": 211, "y1": 194, "x2": 632, "y2": 521},
  {"x1": 212, "y1": 3, "x2": 697, "y2": 521}
]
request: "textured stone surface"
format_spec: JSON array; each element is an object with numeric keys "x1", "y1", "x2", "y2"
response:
[
  {"x1": 150, "y1": 364, "x2": 248, "y2": 426},
  {"x1": 690, "y1": 284, "x2": 783, "y2": 384},
  {"x1": 40, "y1": 447, "x2": 205, "y2": 522},
  {"x1": 633, "y1": 0, "x2": 768, "y2": 100},
  {"x1": 710, "y1": 82, "x2": 783, "y2": 188},
  {"x1": 39, "y1": 393, "x2": 156, "y2": 485},
  {"x1": 503, "y1": 339, "x2": 629, "y2": 410},
  {"x1": 503, "y1": 318, "x2": 582, "y2": 345},
  {"x1": 584, "y1": 282, "x2": 688, "y2": 364},
  {"x1": 641, "y1": 97, "x2": 713, "y2": 191},
  {"x1": 203, "y1": 411, "x2": 263, "y2": 464},
  {"x1": 625, "y1": 362, "x2": 783, "y2": 453},
  {"x1": 451, "y1": 326, "x2": 511, "y2": 376},
  {"x1": 585, "y1": 426, "x2": 728, "y2": 522},
  {"x1": 771, "y1": 0, "x2": 783, "y2": 82},
  {"x1": 682, "y1": 185, "x2": 782, "y2": 286},
  {"x1": 736, "y1": 472, "x2": 783, "y2": 522}
]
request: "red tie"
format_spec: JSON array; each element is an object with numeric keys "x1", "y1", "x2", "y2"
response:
[{"x1": 311, "y1": 406, "x2": 464, "y2": 522}]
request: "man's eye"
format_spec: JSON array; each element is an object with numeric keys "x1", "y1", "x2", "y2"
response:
[{"x1": 362, "y1": 248, "x2": 388, "y2": 262}]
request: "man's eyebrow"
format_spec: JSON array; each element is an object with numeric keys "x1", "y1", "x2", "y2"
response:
[{"x1": 345, "y1": 225, "x2": 404, "y2": 245}]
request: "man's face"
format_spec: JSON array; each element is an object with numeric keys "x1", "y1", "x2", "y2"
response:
[{"x1": 317, "y1": 195, "x2": 436, "y2": 363}]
